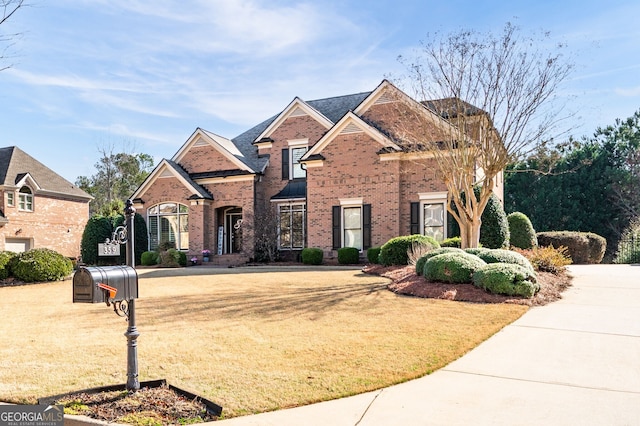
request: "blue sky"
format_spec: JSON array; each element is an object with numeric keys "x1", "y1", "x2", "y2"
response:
[{"x1": 1, "y1": 0, "x2": 639, "y2": 182}]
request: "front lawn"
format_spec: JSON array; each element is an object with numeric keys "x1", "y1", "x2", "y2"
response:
[{"x1": 0, "y1": 266, "x2": 527, "y2": 418}]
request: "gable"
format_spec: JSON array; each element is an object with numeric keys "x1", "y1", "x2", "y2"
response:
[
  {"x1": 253, "y1": 98, "x2": 333, "y2": 143},
  {"x1": 131, "y1": 159, "x2": 211, "y2": 202},
  {"x1": 302, "y1": 111, "x2": 400, "y2": 161},
  {"x1": 173, "y1": 128, "x2": 254, "y2": 174}
]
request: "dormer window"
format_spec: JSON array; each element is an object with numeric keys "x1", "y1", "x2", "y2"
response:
[{"x1": 18, "y1": 186, "x2": 33, "y2": 212}]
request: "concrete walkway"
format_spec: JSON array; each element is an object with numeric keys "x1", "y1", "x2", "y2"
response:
[{"x1": 217, "y1": 265, "x2": 640, "y2": 425}]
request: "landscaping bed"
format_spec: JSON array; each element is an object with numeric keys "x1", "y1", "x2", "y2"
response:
[{"x1": 364, "y1": 264, "x2": 572, "y2": 306}]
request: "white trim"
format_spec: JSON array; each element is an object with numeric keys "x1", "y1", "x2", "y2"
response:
[
  {"x1": 288, "y1": 138, "x2": 308, "y2": 147},
  {"x1": 255, "y1": 141, "x2": 272, "y2": 150},
  {"x1": 196, "y1": 174, "x2": 255, "y2": 185},
  {"x1": 303, "y1": 160, "x2": 324, "y2": 168},
  {"x1": 254, "y1": 98, "x2": 333, "y2": 143},
  {"x1": 270, "y1": 197, "x2": 306, "y2": 203},
  {"x1": 419, "y1": 191, "x2": 448, "y2": 201},
  {"x1": 190, "y1": 199, "x2": 213, "y2": 206},
  {"x1": 339, "y1": 197, "x2": 363, "y2": 206}
]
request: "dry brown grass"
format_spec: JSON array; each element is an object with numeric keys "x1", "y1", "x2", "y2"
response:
[{"x1": 0, "y1": 266, "x2": 527, "y2": 418}]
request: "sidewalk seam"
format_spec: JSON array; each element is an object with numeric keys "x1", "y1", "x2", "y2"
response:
[
  {"x1": 354, "y1": 389, "x2": 384, "y2": 425},
  {"x1": 512, "y1": 324, "x2": 639, "y2": 338}
]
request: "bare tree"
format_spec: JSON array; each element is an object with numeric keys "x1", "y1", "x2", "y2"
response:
[
  {"x1": 394, "y1": 22, "x2": 573, "y2": 248},
  {"x1": 1, "y1": 0, "x2": 26, "y2": 72}
]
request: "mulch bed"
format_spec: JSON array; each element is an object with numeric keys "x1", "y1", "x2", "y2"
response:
[
  {"x1": 363, "y1": 264, "x2": 572, "y2": 306},
  {"x1": 56, "y1": 383, "x2": 217, "y2": 425}
]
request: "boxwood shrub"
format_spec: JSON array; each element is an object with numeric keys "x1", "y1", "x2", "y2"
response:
[
  {"x1": 464, "y1": 247, "x2": 490, "y2": 256},
  {"x1": 0, "y1": 251, "x2": 17, "y2": 280},
  {"x1": 338, "y1": 247, "x2": 360, "y2": 264},
  {"x1": 141, "y1": 251, "x2": 159, "y2": 266},
  {"x1": 367, "y1": 246, "x2": 381, "y2": 264},
  {"x1": 379, "y1": 235, "x2": 440, "y2": 266},
  {"x1": 415, "y1": 247, "x2": 464, "y2": 276},
  {"x1": 508, "y1": 212, "x2": 538, "y2": 250},
  {"x1": 473, "y1": 263, "x2": 539, "y2": 298},
  {"x1": 440, "y1": 237, "x2": 461, "y2": 248},
  {"x1": 423, "y1": 252, "x2": 486, "y2": 284},
  {"x1": 537, "y1": 231, "x2": 606, "y2": 264},
  {"x1": 12, "y1": 248, "x2": 73, "y2": 282},
  {"x1": 301, "y1": 248, "x2": 323, "y2": 265},
  {"x1": 475, "y1": 249, "x2": 534, "y2": 273}
]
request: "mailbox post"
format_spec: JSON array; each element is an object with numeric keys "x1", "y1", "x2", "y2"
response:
[{"x1": 72, "y1": 199, "x2": 140, "y2": 391}]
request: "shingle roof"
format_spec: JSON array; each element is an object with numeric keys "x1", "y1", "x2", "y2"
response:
[
  {"x1": 229, "y1": 91, "x2": 372, "y2": 171},
  {"x1": 0, "y1": 146, "x2": 92, "y2": 200},
  {"x1": 164, "y1": 160, "x2": 213, "y2": 200}
]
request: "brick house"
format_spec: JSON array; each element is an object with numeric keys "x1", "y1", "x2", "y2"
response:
[
  {"x1": 0, "y1": 146, "x2": 93, "y2": 258},
  {"x1": 132, "y1": 80, "x2": 503, "y2": 264}
]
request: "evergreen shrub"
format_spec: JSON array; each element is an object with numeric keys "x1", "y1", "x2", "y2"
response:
[
  {"x1": 0, "y1": 251, "x2": 17, "y2": 280},
  {"x1": 508, "y1": 212, "x2": 538, "y2": 249},
  {"x1": 141, "y1": 251, "x2": 159, "y2": 266},
  {"x1": 12, "y1": 248, "x2": 73, "y2": 282},
  {"x1": 473, "y1": 263, "x2": 539, "y2": 298},
  {"x1": 367, "y1": 247, "x2": 381, "y2": 264},
  {"x1": 537, "y1": 231, "x2": 606, "y2": 264},
  {"x1": 440, "y1": 237, "x2": 461, "y2": 248},
  {"x1": 379, "y1": 235, "x2": 439, "y2": 266},
  {"x1": 449, "y1": 188, "x2": 509, "y2": 249},
  {"x1": 475, "y1": 249, "x2": 534, "y2": 273},
  {"x1": 423, "y1": 252, "x2": 486, "y2": 284},
  {"x1": 415, "y1": 247, "x2": 463, "y2": 276},
  {"x1": 301, "y1": 248, "x2": 323, "y2": 265},
  {"x1": 338, "y1": 247, "x2": 360, "y2": 264}
]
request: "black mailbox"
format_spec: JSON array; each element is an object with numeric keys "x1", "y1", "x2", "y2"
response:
[{"x1": 73, "y1": 265, "x2": 138, "y2": 304}]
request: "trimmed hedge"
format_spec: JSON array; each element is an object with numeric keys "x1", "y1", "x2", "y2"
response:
[
  {"x1": 301, "y1": 248, "x2": 323, "y2": 265},
  {"x1": 141, "y1": 251, "x2": 159, "y2": 266},
  {"x1": 440, "y1": 237, "x2": 461, "y2": 248},
  {"x1": 379, "y1": 235, "x2": 440, "y2": 266},
  {"x1": 537, "y1": 231, "x2": 606, "y2": 264},
  {"x1": 464, "y1": 247, "x2": 490, "y2": 256},
  {"x1": 475, "y1": 249, "x2": 534, "y2": 273},
  {"x1": 338, "y1": 247, "x2": 360, "y2": 264},
  {"x1": 473, "y1": 263, "x2": 539, "y2": 298},
  {"x1": 12, "y1": 248, "x2": 73, "y2": 282},
  {"x1": 367, "y1": 246, "x2": 381, "y2": 264},
  {"x1": 423, "y1": 252, "x2": 487, "y2": 284},
  {"x1": 508, "y1": 212, "x2": 537, "y2": 250},
  {"x1": 415, "y1": 247, "x2": 464, "y2": 276},
  {"x1": 0, "y1": 251, "x2": 17, "y2": 280}
]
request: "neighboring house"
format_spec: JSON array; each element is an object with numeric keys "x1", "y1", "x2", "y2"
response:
[
  {"x1": 132, "y1": 80, "x2": 503, "y2": 264},
  {"x1": 0, "y1": 146, "x2": 93, "y2": 258}
]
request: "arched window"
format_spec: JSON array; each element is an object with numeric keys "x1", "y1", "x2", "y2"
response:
[
  {"x1": 147, "y1": 203, "x2": 189, "y2": 250},
  {"x1": 18, "y1": 186, "x2": 33, "y2": 212}
]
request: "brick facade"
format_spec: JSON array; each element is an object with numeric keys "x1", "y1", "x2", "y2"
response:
[{"x1": 132, "y1": 80, "x2": 501, "y2": 264}]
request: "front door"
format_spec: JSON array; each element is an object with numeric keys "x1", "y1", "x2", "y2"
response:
[{"x1": 224, "y1": 208, "x2": 243, "y2": 254}]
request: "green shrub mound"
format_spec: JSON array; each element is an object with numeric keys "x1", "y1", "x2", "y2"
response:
[
  {"x1": 367, "y1": 247, "x2": 381, "y2": 264},
  {"x1": 159, "y1": 249, "x2": 181, "y2": 268},
  {"x1": 301, "y1": 248, "x2": 323, "y2": 265},
  {"x1": 440, "y1": 237, "x2": 461, "y2": 248},
  {"x1": 12, "y1": 248, "x2": 73, "y2": 282},
  {"x1": 473, "y1": 263, "x2": 539, "y2": 298},
  {"x1": 379, "y1": 235, "x2": 440, "y2": 266},
  {"x1": 508, "y1": 212, "x2": 538, "y2": 249},
  {"x1": 338, "y1": 247, "x2": 360, "y2": 264},
  {"x1": 464, "y1": 247, "x2": 490, "y2": 256},
  {"x1": 0, "y1": 251, "x2": 17, "y2": 280},
  {"x1": 141, "y1": 251, "x2": 159, "y2": 266},
  {"x1": 475, "y1": 249, "x2": 534, "y2": 273},
  {"x1": 415, "y1": 248, "x2": 464, "y2": 276},
  {"x1": 537, "y1": 231, "x2": 606, "y2": 264},
  {"x1": 423, "y1": 252, "x2": 486, "y2": 284}
]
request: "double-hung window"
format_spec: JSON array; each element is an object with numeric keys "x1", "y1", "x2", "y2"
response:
[
  {"x1": 332, "y1": 199, "x2": 371, "y2": 251},
  {"x1": 18, "y1": 186, "x2": 33, "y2": 212},
  {"x1": 278, "y1": 203, "x2": 305, "y2": 249},
  {"x1": 282, "y1": 140, "x2": 308, "y2": 180},
  {"x1": 411, "y1": 192, "x2": 448, "y2": 241},
  {"x1": 6, "y1": 192, "x2": 14, "y2": 207}
]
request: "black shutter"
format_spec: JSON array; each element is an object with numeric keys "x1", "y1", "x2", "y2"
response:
[
  {"x1": 410, "y1": 202, "x2": 420, "y2": 235},
  {"x1": 282, "y1": 148, "x2": 289, "y2": 180},
  {"x1": 332, "y1": 206, "x2": 341, "y2": 249},
  {"x1": 363, "y1": 204, "x2": 371, "y2": 249}
]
